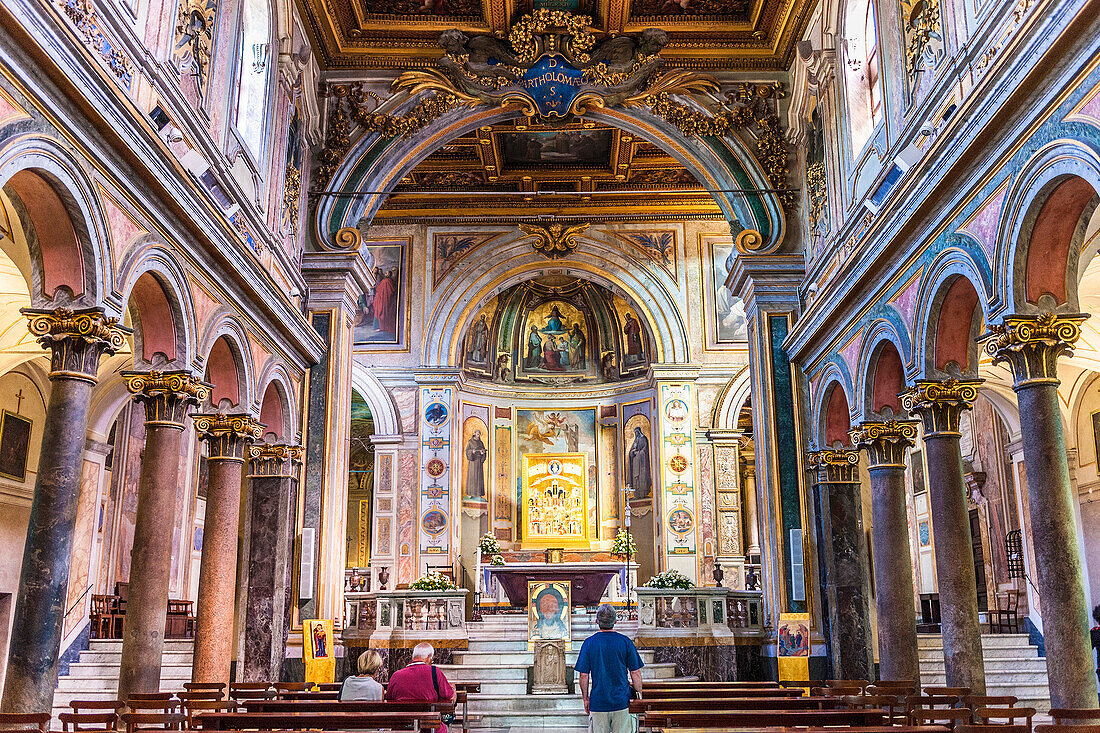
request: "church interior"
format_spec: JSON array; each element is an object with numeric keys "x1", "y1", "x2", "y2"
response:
[{"x1": 0, "y1": 0, "x2": 1097, "y2": 725}]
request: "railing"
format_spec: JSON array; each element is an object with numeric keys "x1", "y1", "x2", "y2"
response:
[
  {"x1": 342, "y1": 589, "x2": 468, "y2": 644},
  {"x1": 635, "y1": 587, "x2": 764, "y2": 642}
]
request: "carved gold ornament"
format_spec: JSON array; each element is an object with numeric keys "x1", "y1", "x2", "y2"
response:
[
  {"x1": 900, "y1": 379, "x2": 981, "y2": 437},
  {"x1": 23, "y1": 307, "x2": 131, "y2": 381},
  {"x1": 979, "y1": 312, "x2": 1088, "y2": 388},
  {"x1": 849, "y1": 419, "x2": 919, "y2": 468},
  {"x1": 518, "y1": 222, "x2": 590, "y2": 259}
]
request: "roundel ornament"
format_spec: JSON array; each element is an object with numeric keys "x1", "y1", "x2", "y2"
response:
[
  {"x1": 668, "y1": 454, "x2": 689, "y2": 474},
  {"x1": 664, "y1": 399, "x2": 689, "y2": 423},
  {"x1": 426, "y1": 458, "x2": 446, "y2": 478},
  {"x1": 548, "y1": 459, "x2": 563, "y2": 475}
]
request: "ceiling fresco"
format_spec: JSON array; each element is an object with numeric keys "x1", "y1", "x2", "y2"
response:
[{"x1": 296, "y1": 0, "x2": 815, "y2": 70}]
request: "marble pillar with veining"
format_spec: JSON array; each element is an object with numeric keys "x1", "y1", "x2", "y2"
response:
[
  {"x1": 981, "y1": 314, "x2": 1098, "y2": 709},
  {"x1": 242, "y1": 443, "x2": 303, "y2": 682},
  {"x1": 2, "y1": 308, "x2": 128, "y2": 713},
  {"x1": 117, "y1": 371, "x2": 209, "y2": 701},
  {"x1": 851, "y1": 420, "x2": 921, "y2": 685},
  {"x1": 903, "y1": 380, "x2": 986, "y2": 695}
]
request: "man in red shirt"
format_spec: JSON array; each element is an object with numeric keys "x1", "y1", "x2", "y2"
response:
[{"x1": 386, "y1": 642, "x2": 457, "y2": 732}]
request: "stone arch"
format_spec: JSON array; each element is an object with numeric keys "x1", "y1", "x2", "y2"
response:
[
  {"x1": 996, "y1": 140, "x2": 1100, "y2": 315},
  {"x1": 317, "y1": 103, "x2": 785, "y2": 252},
  {"x1": 255, "y1": 361, "x2": 299, "y2": 440},
  {"x1": 810, "y1": 360, "x2": 856, "y2": 446},
  {"x1": 350, "y1": 362, "x2": 400, "y2": 436},
  {"x1": 198, "y1": 311, "x2": 255, "y2": 410},
  {"x1": 427, "y1": 236, "x2": 688, "y2": 366},
  {"x1": 915, "y1": 250, "x2": 989, "y2": 379},
  {"x1": 256, "y1": 375, "x2": 292, "y2": 442},
  {"x1": 713, "y1": 365, "x2": 752, "y2": 430},
  {"x1": 0, "y1": 137, "x2": 110, "y2": 308},
  {"x1": 818, "y1": 379, "x2": 854, "y2": 449},
  {"x1": 857, "y1": 328, "x2": 908, "y2": 420},
  {"x1": 117, "y1": 242, "x2": 196, "y2": 369}
]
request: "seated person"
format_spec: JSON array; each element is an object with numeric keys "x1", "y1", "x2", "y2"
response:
[
  {"x1": 340, "y1": 649, "x2": 384, "y2": 701},
  {"x1": 387, "y1": 642, "x2": 456, "y2": 731}
]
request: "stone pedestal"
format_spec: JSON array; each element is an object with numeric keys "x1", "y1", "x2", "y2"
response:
[
  {"x1": 903, "y1": 380, "x2": 986, "y2": 694},
  {"x1": 242, "y1": 444, "x2": 303, "y2": 682},
  {"x1": 851, "y1": 420, "x2": 921, "y2": 685},
  {"x1": 532, "y1": 640, "x2": 567, "y2": 694},
  {"x1": 1, "y1": 309, "x2": 127, "y2": 713},
  {"x1": 807, "y1": 448, "x2": 873, "y2": 681},
  {"x1": 981, "y1": 314, "x2": 1098, "y2": 709},
  {"x1": 190, "y1": 414, "x2": 264, "y2": 685},
  {"x1": 117, "y1": 371, "x2": 209, "y2": 701}
]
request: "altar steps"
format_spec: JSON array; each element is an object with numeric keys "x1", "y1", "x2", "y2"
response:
[{"x1": 450, "y1": 610, "x2": 692, "y2": 730}]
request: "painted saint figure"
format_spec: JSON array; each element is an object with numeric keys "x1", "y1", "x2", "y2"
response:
[
  {"x1": 627, "y1": 426, "x2": 652, "y2": 500},
  {"x1": 467, "y1": 315, "x2": 489, "y2": 365},
  {"x1": 542, "y1": 305, "x2": 565, "y2": 334},
  {"x1": 464, "y1": 429, "x2": 487, "y2": 499},
  {"x1": 532, "y1": 587, "x2": 569, "y2": 640},
  {"x1": 624, "y1": 312, "x2": 643, "y2": 358},
  {"x1": 542, "y1": 335, "x2": 565, "y2": 371},
  {"x1": 526, "y1": 325, "x2": 542, "y2": 368},
  {"x1": 372, "y1": 267, "x2": 399, "y2": 335},
  {"x1": 568, "y1": 323, "x2": 586, "y2": 370}
]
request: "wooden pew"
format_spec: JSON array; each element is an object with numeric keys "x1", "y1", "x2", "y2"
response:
[
  {"x1": 240, "y1": 700, "x2": 456, "y2": 715},
  {"x1": 192, "y1": 710, "x2": 443, "y2": 731},
  {"x1": 638, "y1": 687, "x2": 805, "y2": 698},
  {"x1": 629, "y1": 696, "x2": 843, "y2": 714},
  {"x1": 641, "y1": 707, "x2": 888, "y2": 729},
  {"x1": 643, "y1": 681, "x2": 780, "y2": 688}
]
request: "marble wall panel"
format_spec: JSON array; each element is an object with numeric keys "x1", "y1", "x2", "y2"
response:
[{"x1": 397, "y1": 450, "x2": 417, "y2": 584}]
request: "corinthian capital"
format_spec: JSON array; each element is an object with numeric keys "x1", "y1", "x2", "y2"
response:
[
  {"x1": 22, "y1": 307, "x2": 130, "y2": 382},
  {"x1": 900, "y1": 379, "x2": 981, "y2": 438},
  {"x1": 123, "y1": 370, "x2": 211, "y2": 428},
  {"x1": 248, "y1": 443, "x2": 304, "y2": 478},
  {"x1": 193, "y1": 413, "x2": 265, "y2": 461},
  {"x1": 979, "y1": 312, "x2": 1088, "y2": 389},
  {"x1": 807, "y1": 448, "x2": 859, "y2": 484},
  {"x1": 849, "y1": 420, "x2": 919, "y2": 469}
]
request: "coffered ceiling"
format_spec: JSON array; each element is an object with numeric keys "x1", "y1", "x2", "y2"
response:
[
  {"x1": 372, "y1": 119, "x2": 723, "y2": 223},
  {"x1": 297, "y1": 0, "x2": 815, "y2": 70}
]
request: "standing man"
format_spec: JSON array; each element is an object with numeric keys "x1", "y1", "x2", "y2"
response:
[{"x1": 576, "y1": 604, "x2": 644, "y2": 733}]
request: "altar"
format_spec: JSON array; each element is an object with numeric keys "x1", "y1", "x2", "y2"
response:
[{"x1": 482, "y1": 562, "x2": 637, "y2": 608}]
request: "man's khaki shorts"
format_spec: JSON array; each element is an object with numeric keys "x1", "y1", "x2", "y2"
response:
[{"x1": 590, "y1": 708, "x2": 636, "y2": 733}]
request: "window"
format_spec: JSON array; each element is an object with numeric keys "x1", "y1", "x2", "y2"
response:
[
  {"x1": 234, "y1": 0, "x2": 271, "y2": 161},
  {"x1": 865, "y1": 1, "x2": 882, "y2": 122}
]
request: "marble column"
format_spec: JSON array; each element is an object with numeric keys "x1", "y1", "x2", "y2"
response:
[
  {"x1": 191, "y1": 414, "x2": 265, "y2": 685},
  {"x1": 850, "y1": 420, "x2": 921, "y2": 684},
  {"x1": 117, "y1": 371, "x2": 209, "y2": 701},
  {"x1": 980, "y1": 313, "x2": 1097, "y2": 709},
  {"x1": 902, "y1": 380, "x2": 986, "y2": 694},
  {"x1": 2, "y1": 309, "x2": 128, "y2": 713},
  {"x1": 242, "y1": 443, "x2": 302, "y2": 682},
  {"x1": 807, "y1": 448, "x2": 873, "y2": 681}
]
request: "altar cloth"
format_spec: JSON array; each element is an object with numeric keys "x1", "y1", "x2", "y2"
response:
[{"x1": 484, "y1": 562, "x2": 624, "y2": 607}]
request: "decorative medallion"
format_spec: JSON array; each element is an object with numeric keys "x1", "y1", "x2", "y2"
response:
[
  {"x1": 668, "y1": 454, "x2": 688, "y2": 474},
  {"x1": 426, "y1": 458, "x2": 446, "y2": 478}
]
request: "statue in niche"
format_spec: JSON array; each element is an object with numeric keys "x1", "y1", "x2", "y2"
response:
[
  {"x1": 627, "y1": 426, "x2": 652, "y2": 500},
  {"x1": 467, "y1": 315, "x2": 490, "y2": 366},
  {"x1": 464, "y1": 429, "x2": 487, "y2": 499}
]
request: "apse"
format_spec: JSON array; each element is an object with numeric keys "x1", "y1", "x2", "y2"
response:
[{"x1": 459, "y1": 274, "x2": 652, "y2": 385}]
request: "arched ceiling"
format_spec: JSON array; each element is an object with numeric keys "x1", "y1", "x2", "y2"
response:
[{"x1": 298, "y1": 0, "x2": 816, "y2": 71}]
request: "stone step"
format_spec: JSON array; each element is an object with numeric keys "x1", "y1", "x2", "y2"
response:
[
  {"x1": 468, "y1": 693, "x2": 584, "y2": 712},
  {"x1": 918, "y1": 646, "x2": 1038, "y2": 660},
  {"x1": 75, "y1": 651, "x2": 195, "y2": 665},
  {"x1": 918, "y1": 657, "x2": 1048, "y2": 672},
  {"x1": 455, "y1": 650, "x2": 657, "y2": 666},
  {"x1": 76, "y1": 640, "x2": 196, "y2": 653},
  {"x1": 917, "y1": 633, "x2": 1033, "y2": 649},
  {"x1": 475, "y1": 709, "x2": 590, "y2": 729}
]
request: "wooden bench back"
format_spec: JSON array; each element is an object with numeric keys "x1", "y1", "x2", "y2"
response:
[{"x1": 190, "y1": 710, "x2": 442, "y2": 731}]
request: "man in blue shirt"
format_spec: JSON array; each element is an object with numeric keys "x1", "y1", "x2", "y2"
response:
[{"x1": 575, "y1": 604, "x2": 644, "y2": 733}]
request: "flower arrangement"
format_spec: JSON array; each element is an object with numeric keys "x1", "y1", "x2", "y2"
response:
[
  {"x1": 490, "y1": 554, "x2": 505, "y2": 566},
  {"x1": 643, "y1": 569, "x2": 693, "y2": 590},
  {"x1": 409, "y1": 572, "x2": 457, "y2": 591},
  {"x1": 611, "y1": 529, "x2": 636, "y2": 558},
  {"x1": 478, "y1": 532, "x2": 501, "y2": 556}
]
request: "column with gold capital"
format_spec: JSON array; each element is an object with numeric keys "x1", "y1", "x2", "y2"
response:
[
  {"x1": 242, "y1": 443, "x2": 303, "y2": 681},
  {"x1": 117, "y1": 371, "x2": 210, "y2": 701},
  {"x1": 806, "y1": 448, "x2": 872, "y2": 681},
  {"x1": 190, "y1": 413, "x2": 265, "y2": 685},
  {"x1": 850, "y1": 420, "x2": 921, "y2": 685},
  {"x1": 901, "y1": 379, "x2": 985, "y2": 694},
  {"x1": 2, "y1": 308, "x2": 128, "y2": 713},
  {"x1": 980, "y1": 313, "x2": 1096, "y2": 708}
]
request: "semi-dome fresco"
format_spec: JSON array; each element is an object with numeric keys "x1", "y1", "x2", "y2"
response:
[{"x1": 461, "y1": 275, "x2": 652, "y2": 385}]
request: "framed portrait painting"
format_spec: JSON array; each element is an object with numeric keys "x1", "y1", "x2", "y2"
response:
[
  {"x1": 698, "y1": 233, "x2": 749, "y2": 350},
  {"x1": 0, "y1": 410, "x2": 32, "y2": 481},
  {"x1": 353, "y1": 239, "x2": 410, "y2": 351},
  {"x1": 528, "y1": 580, "x2": 571, "y2": 647}
]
